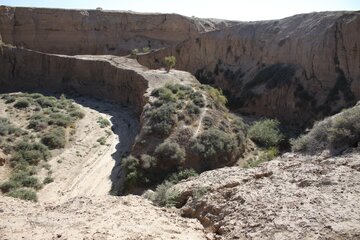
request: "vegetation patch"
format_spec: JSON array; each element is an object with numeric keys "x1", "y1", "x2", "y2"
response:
[
  {"x1": 0, "y1": 93, "x2": 84, "y2": 201},
  {"x1": 121, "y1": 83, "x2": 246, "y2": 193},
  {"x1": 292, "y1": 104, "x2": 360, "y2": 154},
  {"x1": 248, "y1": 119, "x2": 284, "y2": 148},
  {"x1": 97, "y1": 117, "x2": 111, "y2": 128}
]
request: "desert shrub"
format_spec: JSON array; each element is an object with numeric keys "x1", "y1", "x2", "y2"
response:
[
  {"x1": 41, "y1": 128, "x2": 66, "y2": 149},
  {"x1": 97, "y1": 137, "x2": 106, "y2": 145},
  {"x1": 121, "y1": 155, "x2": 142, "y2": 189},
  {"x1": 154, "y1": 142, "x2": 186, "y2": 168},
  {"x1": 151, "y1": 87, "x2": 176, "y2": 102},
  {"x1": 244, "y1": 147, "x2": 279, "y2": 168},
  {"x1": 35, "y1": 96, "x2": 56, "y2": 108},
  {"x1": 192, "y1": 128, "x2": 237, "y2": 160},
  {"x1": 140, "y1": 154, "x2": 157, "y2": 169},
  {"x1": 142, "y1": 47, "x2": 150, "y2": 53},
  {"x1": 10, "y1": 172, "x2": 42, "y2": 189},
  {"x1": 152, "y1": 181, "x2": 179, "y2": 207},
  {"x1": 0, "y1": 118, "x2": 17, "y2": 136},
  {"x1": 43, "y1": 176, "x2": 54, "y2": 184},
  {"x1": 6, "y1": 188, "x2": 37, "y2": 202},
  {"x1": 186, "y1": 103, "x2": 200, "y2": 115},
  {"x1": 48, "y1": 113, "x2": 72, "y2": 127},
  {"x1": 292, "y1": 105, "x2": 360, "y2": 154},
  {"x1": 69, "y1": 109, "x2": 85, "y2": 119},
  {"x1": 2, "y1": 94, "x2": 16, "y2": 104},
  {"x1": 167, "y1": 169, "x2": 198, "y2": 183},
  {"x1": 131, "y1": 48, "x2": 139, "y2": 55},
  {"x1": 203, "y1": 85, "x2": 227, "y2": 106},
  {"x1": 29, "y1": 93, "x2": 44, "y2": 99},
  {"x1": 12, "y1": 141, "x2": 50, "y2": 165},
  {"x1": 164, "y1": 56, "x2": 176, "y2": 72},
  {"x1": 14, "y1": 99, "x2": 30, "y2": 109},
  {"x1": 97, "y1": 117, "x2": 111, "y2": 128},
  {"x1": 248, "y1": 119, "x2": 284, "y2": 148},
  {"x1": 192, "y1": 93, "x2": 205, "y2": 107},
  {"x1": 146, "y1": 103, "x2": 177, "y2": 136},
  {"x1": 28, "y1": 113, "x2": 49, "y2": 131},
  {"x1": 0, "y1": 180, "x2": 19, "y2": 193}
]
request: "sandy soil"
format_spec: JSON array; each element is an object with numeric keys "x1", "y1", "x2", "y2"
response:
[
  {"x1": 0, "y1": 96, "x2": 208, "y2": 240},
  {"x1": 0, "y1": 195, "x2": 207, "y2": 240},
  {"x1": 37, "y1": 97, "x2": 139, "y2": 203}
]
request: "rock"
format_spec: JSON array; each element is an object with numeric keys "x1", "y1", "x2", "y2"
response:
[{"x1": 173, "y1": 153, "x2": 360, "y2": 239}]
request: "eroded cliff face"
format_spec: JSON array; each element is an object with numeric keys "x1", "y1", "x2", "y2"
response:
[
  {"x1": 138, "y1": 12, "x2": 360, "y2": 125},
  {"x1": 0, "y1": 6, "x2": 236, "y2": 56},
  {"x1": 0, "y1": 45, "x2": 198, "y2": 115}
]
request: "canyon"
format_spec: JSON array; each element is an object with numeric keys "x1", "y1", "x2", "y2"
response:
[{"x1": 1, "y1": 5, "x2": 360, "y2": 240}]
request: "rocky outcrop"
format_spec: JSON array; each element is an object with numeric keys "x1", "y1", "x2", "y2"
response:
[
  {"x1": 174, "y1": 151, "x2": 360, "y2": 239},
  {"x1": 0, "y1": 6, "x2": 237, "y2": 56},
  {"x1": 138, "y1": 11, "x2": 360, "y2": 125}
]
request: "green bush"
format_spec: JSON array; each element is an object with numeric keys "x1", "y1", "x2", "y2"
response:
[
  {"x1": 0, "y1": 118, "x2": 17, "y2": 136},
  {"x1": 6, "y1": 188, "x2": 38, "y2": 202},
  {"x1": 292, "y1": 105, "x2": 360, "y2": 154},
  {"x1": 0, "y1": 180, "x2": 19, "y2": 193},
  {"x1": 186, "y1": 103, "x2": 200, "y2": 116},
  {"x1": 248, "y1": 119, "x2": 284, "y2": 148},
  {"x1": 121, "y1": 155, "x2": 142, "y2": 189},
  {"x1": 2, "y1": 94, "x2": 16, "y2": 104},
  {"x1": 48, "y1": 113, "x2": 72, "y2": 127},
  {"x1": 43, "y1": 176, "x2": 54, "y2": 184},
  {"x1": 28, "y1": 113, "x2": 50, "y2": 131},
  {"x1": 191, "y1": 92, "x2": 205, "y2": 107},
  {"x1": 192, "y1": 128, "x2": 237, "y2": 160},
  {"x1": 167, "y1": 169, "x2": 198, "y2": 184},
  {"x1": 153, "y1": 181, "x2": 179, "y2": 207},
  {"x1": 164, "y1": 56, "x2": 176, "y2": 72},
  {"x1": 154, "y1": 142, "x2": 186, "y2": 167},
  {"x1": 203, "y1": 85, "x2": 227, "y2": 106},
  {"x1": 35, "y1": 96, "x2": 56, "y2": 108},
  {"x1": 11, "y1": 141, "x2": 50, "y2": 165},
  {"x1": 151, "y1": 87, "x2": 177, "y2": 102},
  {"x1": 244, "y1": 147, "x2": 279, "y2": 168},
  {"x1": 41, "y1": 127, "x2": 66, "y2": 149},
  {"x1": 97, "y1": 137, "x2": 107, "y2": 145},
  {"x1": 146, "y1": 103, "x2": 177, "y2": 136},
  {"x1": 14, "y1": 99, "x2": 30, "y2": 109},
  {"x1": 97, "y1": 117, "x2": 111, "y2": 128},
  {"x1": 69, "y1": 109, "x2": 85, "y2": 119},
  {"x1": 10, "y1": 172, "x2": 42, "y2": 189}
]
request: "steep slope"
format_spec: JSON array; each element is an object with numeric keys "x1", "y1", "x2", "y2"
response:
[
  {"x1": 138, "y1": 11, "x2": 360, "y2": 125},
  {"x1": 0, "y1": 6, "x2": 237, "y2": 56}
]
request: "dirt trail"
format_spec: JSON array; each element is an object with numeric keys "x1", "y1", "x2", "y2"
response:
[
  {"x1": 38, "y1": 97, "x2": 139, "y2": 203},
  {"x1": 193, "y1": 92, "x2": 208, "y2": 138}
]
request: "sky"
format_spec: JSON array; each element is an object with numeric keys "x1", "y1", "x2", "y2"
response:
[{"x1": 0, "y1": 0, "x2": 359, "y2": 21}]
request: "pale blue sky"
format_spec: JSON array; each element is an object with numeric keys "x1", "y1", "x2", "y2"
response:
[{"x1": 0, "y1": 0, "x2": 359, "y2": 21}]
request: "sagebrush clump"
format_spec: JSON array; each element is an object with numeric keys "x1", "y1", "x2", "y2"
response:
[
  {"x1": 292, "y1": 104, "x2": 360, "y2": 154},
  {"x1": 248, "y1": 119, "x2": 284, "y2": 148}
]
